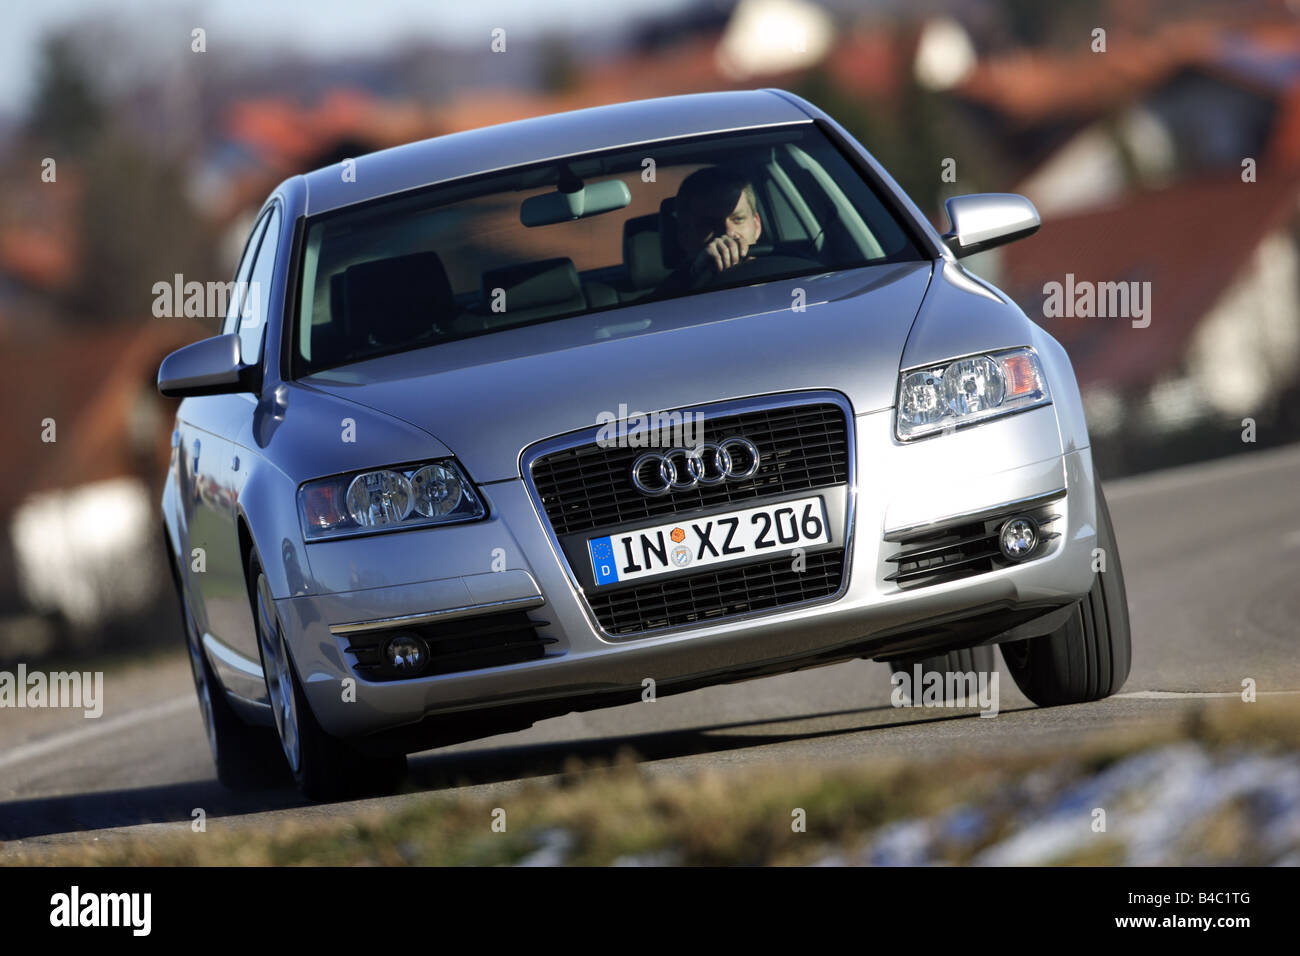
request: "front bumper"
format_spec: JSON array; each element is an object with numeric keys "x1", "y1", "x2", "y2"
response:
[{"x1": 278, "y1": 402, "x2": 1097, "y2": 740}]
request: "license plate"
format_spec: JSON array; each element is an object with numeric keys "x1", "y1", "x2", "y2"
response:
[{"x1": 587, "y1": 495, "x2": 830, "y2": 587}]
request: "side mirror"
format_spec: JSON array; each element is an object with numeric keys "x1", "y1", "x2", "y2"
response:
[
  {"x1": 158, "y1": 333, "x2": 255, "y2": 398},
  {"x1": 941, "y1": 193, "x2": 1040, "y2": 258}
]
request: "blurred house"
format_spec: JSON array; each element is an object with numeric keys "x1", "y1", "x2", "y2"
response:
[
  {"x1": 952, "y1": 18, "x2": 1300, "y2": 205},
  {"x1": 0, "y1": 320, "x2": 203, "y2": 658},
  {"x1": 0, "y1": 160, "x2": 79, "y2": 326},
  {"x1": 1000, "y1": 171, "x2": 1300, "y2": 437},
  {"x1": 951, "y1": 14, "x2": 1300, "y2": 469}
]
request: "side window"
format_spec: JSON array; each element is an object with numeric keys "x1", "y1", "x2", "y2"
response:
[
  {"x1": 762, "y1": 178, "x2": 808, "y2": 243},
  {"x1": 237, "y1": 204, "x2": 282, "y2": 366},
  {"x1": 222, "y1": 213, "x2": 270, "y2": 336}
]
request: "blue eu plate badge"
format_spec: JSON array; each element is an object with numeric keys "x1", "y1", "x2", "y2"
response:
[{"x1": 589, "y1": 536, "x2": 619, "y2": 586}]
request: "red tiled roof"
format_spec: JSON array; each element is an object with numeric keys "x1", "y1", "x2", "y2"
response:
[
  {"x1": 221, "y1": 32, "x2": 757, "y2": 176},
  {"x1": 0, "y1": 321, "x2": 206, "y2": 520},
  {"x1": 225, "y1": 89, "x2": 440, "y2": 165},
  {"x1": 955, "y1": 22, "x2": 1219, "y2": 127},
  {"x1": 0, "y1": 167, "x2": 83, "y2": 290},
  {"x1": 428, "y1": 35, "x2": 737, "y2": 133},
  {"x1": 0, "y1": 230, "x2": 74, "y2": 288},
  {"x1": 826, "y1": 28, "x2": 902, "y2": 100},
  {"x1": 999, "y1": 170, "x2": 1300, "y2": 392}
]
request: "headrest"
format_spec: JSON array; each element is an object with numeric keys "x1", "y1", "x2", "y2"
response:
[
  {"x1": 343, "y1": 251, "x2": 454, "y2": 347},
  {"x1": 659, "y1": 197, "x2": 683, "y2": 268},
  {"x1": 622, "y1": 213, "x2": 668, "y2": 289},
  {"x1": 480, "y1": 257, "x2": 584, "y2": 314},
  {"x1": 329, "y1": 272, "x2": 346, "y2": 323}
]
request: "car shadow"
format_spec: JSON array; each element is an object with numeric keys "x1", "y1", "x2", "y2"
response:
[
  {"x1": 404, "y1": 703, "x2": 1034, "y2": 790},
  {"x1": 0, "y1": 779, "x2": 305, "y2": 843},
  {"x1": 0, "y1": 702, "x2": 1034, "y2": 843}
]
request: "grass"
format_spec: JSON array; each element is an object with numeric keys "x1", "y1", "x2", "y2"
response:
[{"x1": 9, "y1": 695, "x2": 1299, "y2": 866}]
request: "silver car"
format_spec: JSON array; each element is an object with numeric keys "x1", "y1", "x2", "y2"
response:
[{"x1": 159, "y1": 89, "x2": 1130, "y2": 799}]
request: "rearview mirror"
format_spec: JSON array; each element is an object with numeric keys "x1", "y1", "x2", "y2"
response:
[
  {"x1": 942, "y1": 193, "x2": 1040, "y2": 258},
  {"x1": 157, "y1": 333, "x2": 255, "y2": 398},
  {"x1": 521, "y1": 179, "x2": 632, "y2": 227}
]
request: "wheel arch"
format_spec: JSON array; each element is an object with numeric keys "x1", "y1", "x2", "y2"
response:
[{"x1": 232, "y1": 459, "x2": 312, "y2": 602}]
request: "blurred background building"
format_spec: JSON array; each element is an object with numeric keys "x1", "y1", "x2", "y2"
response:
[{"x1": 4, "y1": 0, "x2": 1298, "y2": 660}]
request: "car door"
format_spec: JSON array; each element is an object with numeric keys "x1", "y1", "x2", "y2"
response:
[{"x1": 180, "y1": 208, "x2": 276, "y2": 686}]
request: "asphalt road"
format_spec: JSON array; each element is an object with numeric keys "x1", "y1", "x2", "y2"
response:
[{"x1": 3, "y1": 442, "x2": 1299, "y2": 855}]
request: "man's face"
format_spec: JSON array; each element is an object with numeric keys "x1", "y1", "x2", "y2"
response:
[{"x1": 676, "y1": 187, "x2": 762, "y2": 256}]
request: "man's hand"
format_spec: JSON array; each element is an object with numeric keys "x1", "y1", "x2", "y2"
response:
[{"x1": 699, "y1": 234, "x2": 750, "y2": 273}]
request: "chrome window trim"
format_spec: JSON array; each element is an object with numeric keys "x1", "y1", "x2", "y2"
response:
[
  {"x1": 883, "y1": 488, "x2": 1067, "y2": 543},
  {"x1": 328, "y1": 595, "x2": 546, "y2": 636},
  {"x1": 519, "y1": 389, "x2": 858, "y2": 641}
]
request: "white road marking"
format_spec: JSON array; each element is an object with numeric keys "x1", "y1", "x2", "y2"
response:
[
  {"x1": 0, "y1": 696, "x2": 194, "y2": 772},
  {"x1": 1116, "y1": 690, "x2": 1300, "y2": 700}
]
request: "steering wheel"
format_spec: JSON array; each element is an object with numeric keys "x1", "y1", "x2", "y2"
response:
[{"x1": 684, "y1": 241, "x2": 776, "y2": 291}]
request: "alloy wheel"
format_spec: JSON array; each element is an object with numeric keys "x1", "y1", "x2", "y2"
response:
[
  {"x1": 255, "y1": 572, "x2": 301, "y2": 774},
  {"x1": 183, "y1": 604, "x2": 219, "y2": 762}
]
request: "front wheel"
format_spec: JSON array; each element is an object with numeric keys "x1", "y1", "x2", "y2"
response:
[
  {"x1": 999, "y1": 466, "x2": 1132, "y2": 706},
  {"x1": 249, "y1": 553, "x2": 407, "y2": 801},
  {"x1": 889, "y1": 645, "x2": 996, "y2": 703},
  {"x1": 168, "y1": 552, "x2": 286, "y2": 790}
]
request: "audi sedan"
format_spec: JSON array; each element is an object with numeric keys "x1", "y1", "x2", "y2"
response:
[{"x1": 158, "y1": 89, "x2": 1130, "y2": 799}]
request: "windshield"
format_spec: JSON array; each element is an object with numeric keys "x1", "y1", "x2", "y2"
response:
[{"x1": 292, "y1": 124, "x2": 924, "y2": 375}]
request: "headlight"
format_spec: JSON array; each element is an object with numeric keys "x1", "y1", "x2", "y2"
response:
[
  {"x1": 346, "y1": 470, "x2": 413, "y2": 528},
  {"x1": 298, "y1": 459, "x2": 484, "y2": 540},
  {"x1": 896, "y1": 347, "x2": 1050, "y2": 440}
]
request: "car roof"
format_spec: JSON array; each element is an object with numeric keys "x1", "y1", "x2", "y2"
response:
[{"x1": 301, "y1": 89, "x2": 814, "y2": 216}]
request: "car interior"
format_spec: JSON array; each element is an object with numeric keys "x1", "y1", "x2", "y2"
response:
[{"x1": 301, "y1": 140, "x2": 910, "y2": 371}]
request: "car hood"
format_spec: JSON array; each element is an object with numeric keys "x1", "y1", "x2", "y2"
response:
[{"x1": 301, "y1": 260, "x2": 933, "y2": 482}]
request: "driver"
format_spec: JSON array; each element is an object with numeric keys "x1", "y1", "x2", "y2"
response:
[{"x1": 652, "y1": 165, "x2": 763, "y2": 296}]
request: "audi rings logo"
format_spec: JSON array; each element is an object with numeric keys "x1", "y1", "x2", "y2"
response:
[{"x1": 630, "y1": 438, "x2": 760, "y2": 496}]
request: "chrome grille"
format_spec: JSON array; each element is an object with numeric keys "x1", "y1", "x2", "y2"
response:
[
  {"x1": 530, "y1": 402, "x2": 849, "y2": 537},
  {"x1": 588, "y1": 549, "x2": 845, "y2": 635}
]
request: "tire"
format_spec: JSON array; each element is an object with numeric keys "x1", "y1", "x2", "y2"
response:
[
  {"x1": 247, "y1": 552, "x2": 407, "y2": 801},
  {"x1": 999, "y1": 466, "x2": 1132, "y2": 706},
  {"x1": 890, "y1": 645, "x2": 996, "y2": 702},
  {"x1": 168, "y1": 550, "x2": 288, "y2": 790}
]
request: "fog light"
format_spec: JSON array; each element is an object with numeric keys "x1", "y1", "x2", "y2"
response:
[
  {"x1": 384, "y1": 634, "x2": 428, "y2": 675},
  {"x1": 998, "y1": 516, "x2": 1038, "y2": 561}
]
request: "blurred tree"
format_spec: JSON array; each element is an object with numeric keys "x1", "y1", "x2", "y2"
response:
[
  {"x1": 27, "y1": 34, "x2": 105, "y2": 154},
  {"x1": 22, "y1": 28, "x2": 220, "y2": 325},
  {"x1": 997, "y1": 0, "x2": 1106, "y2": 49},
  {"x1": 791, "y1": 70, "x2": 895, "y2": 161},
  {"x1": 790, "y1": 68, "x2": 1003, "y2": 221},
  {"x1": 69, "y1": 134, "x2": 217, "y2": 324},
  {"x1": 538, "y1": 34, "x2": 579, "y2": 94}
]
